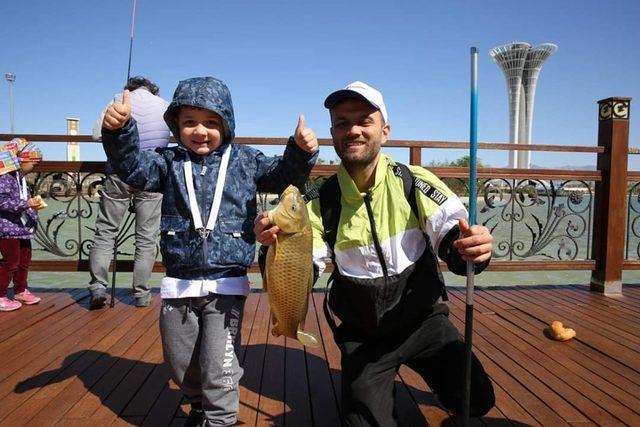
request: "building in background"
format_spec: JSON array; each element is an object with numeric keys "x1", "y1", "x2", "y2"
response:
[
  {"x1": 490, "y1": 42, "x2": 557, "y2": 168},
  {"x1": 66, "y1": 118, "x2": 80, "y2": 161}
]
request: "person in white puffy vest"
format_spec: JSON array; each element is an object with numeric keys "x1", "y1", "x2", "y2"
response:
[{"x1": 88, "y1": 76, "x2": 170, "y2": 308}]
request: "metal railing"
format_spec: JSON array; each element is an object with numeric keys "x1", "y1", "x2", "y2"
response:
[{"x1": 0, "y1": 97, "x2": 635, "y2": 297}]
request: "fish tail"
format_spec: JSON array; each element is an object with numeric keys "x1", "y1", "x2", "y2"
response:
[{"x1": 296, "y1": 330, "x2": 319, "y2": 347}]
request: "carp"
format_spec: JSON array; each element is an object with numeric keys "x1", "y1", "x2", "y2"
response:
[{"x1": 263, "y1": 185, "x2": 319, "y2": 347}]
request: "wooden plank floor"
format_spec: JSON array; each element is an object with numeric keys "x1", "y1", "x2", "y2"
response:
[{"x1": 1, "y1": 285, "x2": 639, "y2": 426}]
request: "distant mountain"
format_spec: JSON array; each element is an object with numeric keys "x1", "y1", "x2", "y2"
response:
[
  {"x1": 529, "y1": 164, "x2": 596, "y2": 170},
  {"x1": 424, "y1": 161, "x2": 596, "y2": 170}
]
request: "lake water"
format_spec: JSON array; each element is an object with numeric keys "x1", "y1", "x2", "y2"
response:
[{"x1": 22, "y1": 193, "x2": 640, "y2": 291}]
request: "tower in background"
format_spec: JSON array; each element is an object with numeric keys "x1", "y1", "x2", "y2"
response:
[
  {"x1": 490, "y1": 42, "x2": 557, "y2": 168},
  {"x1": 66, "y1": 118, "x2": 80, "y2": 161}
]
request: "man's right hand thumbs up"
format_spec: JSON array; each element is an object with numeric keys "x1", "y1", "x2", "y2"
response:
[{"x1": 103, "y1": 90, "x2": 132, "y2": 131}]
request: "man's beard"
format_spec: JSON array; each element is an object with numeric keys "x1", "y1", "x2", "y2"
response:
[{"x1": 336, "y1": 141, "x2": 380, "y2": 167}]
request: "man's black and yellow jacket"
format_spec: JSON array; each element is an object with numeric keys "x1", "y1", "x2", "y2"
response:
[{"x1": 308, "y1": 154, "x2": 488, "y2": 340}]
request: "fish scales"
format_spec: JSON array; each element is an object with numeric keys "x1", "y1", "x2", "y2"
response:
[
  {"x1": 263, "y1": 185, "x2": 319, "y2": 347},
  {"x1": 265, "y1": 228, "x2": 313, "y2": 336}
]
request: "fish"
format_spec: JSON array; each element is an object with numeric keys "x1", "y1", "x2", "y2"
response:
[{"x1": 263, "y1": 185, "x2": 319, "y2": 347}]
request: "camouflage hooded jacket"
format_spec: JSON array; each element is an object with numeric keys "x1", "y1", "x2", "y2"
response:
[{"x1": 103, "y1": 77, "x2": 317, "y2": 280}]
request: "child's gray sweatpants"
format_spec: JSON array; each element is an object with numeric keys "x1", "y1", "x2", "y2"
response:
[{"x1": 160, "y1": 294, "x2": 244, "y2": 426}]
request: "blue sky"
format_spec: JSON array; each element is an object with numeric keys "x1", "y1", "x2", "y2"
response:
[{"x1": 0, "y1": 0, "x2": 638, "y2": 168}]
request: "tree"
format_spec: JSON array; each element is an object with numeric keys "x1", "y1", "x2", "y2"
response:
[
  {"x1": 445, "y1": 155, "x2": 485, "y2": 196},
  {"x1": 449, "y1": 155, "x2": 484, "y2": 169}
]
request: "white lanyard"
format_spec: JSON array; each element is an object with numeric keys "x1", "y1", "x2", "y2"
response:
[
  {"x1": 17, "y1": 175, "x2": 28, "y2": 201},
  {"x1": 183, "y1": 146, "x2": 231, "y2": 239}
]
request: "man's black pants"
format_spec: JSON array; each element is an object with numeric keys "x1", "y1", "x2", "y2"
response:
[{"x1": 336, "y1": 304, "x2": 495, "y2": 426}]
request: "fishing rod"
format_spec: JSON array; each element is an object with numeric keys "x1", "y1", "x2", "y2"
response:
[
  {"x1": 126, "y1": 0, "x2": 138, "y2": 84},
  {"x1": 111, "y1": 0, "x2": 138, "y2": 308},
  {"x1": 461, "y1": 46, "x2": 478, "y2": 426}
]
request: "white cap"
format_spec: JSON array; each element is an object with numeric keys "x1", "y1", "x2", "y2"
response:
[{"x1": 324, "y1": 81, "x2": 388, "y2": 123}]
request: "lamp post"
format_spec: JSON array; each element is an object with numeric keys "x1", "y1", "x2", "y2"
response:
[{"x1": 5, "y1": 73, "x2": 16, "y2": 133}]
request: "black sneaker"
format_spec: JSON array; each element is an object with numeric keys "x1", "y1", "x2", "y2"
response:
[
  {"x1": 89, "y1": 288, "x2": 107, "y2": 310},
  {"x1": 183, "y1": 407, "x2": 204, "y2": 427}
]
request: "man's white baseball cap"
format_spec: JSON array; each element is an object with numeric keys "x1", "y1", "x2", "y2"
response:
[{"x1": 324, "y1": 81, "x2": 388, "y2": 123}]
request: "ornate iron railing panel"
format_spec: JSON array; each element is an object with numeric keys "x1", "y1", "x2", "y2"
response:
[
  {"x1": 443, "y1": 177, "x2": 594, "y2": 261},
  {"x1": 25, "y1": 168, "x2": 595, "y2": 266},
  {"x1": 28, "y1": 171, "x2": 142, "y2": 261},
  {"x1": 626, "y1": 181, "x2": 640, "y2": 259}
]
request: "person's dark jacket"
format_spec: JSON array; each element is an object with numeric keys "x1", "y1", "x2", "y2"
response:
[{"x1": 103, "y1": 77, "x2": 317, "y2": 280}]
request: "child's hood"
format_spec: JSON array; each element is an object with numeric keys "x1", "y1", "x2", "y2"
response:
[{"x1": 163, "y1": 77, "x2": 236, "y2": 147}]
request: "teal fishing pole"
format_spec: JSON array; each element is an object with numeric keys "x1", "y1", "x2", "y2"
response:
[{"x1": 462, "y1": 46, "x2": 478, "y2": 426}]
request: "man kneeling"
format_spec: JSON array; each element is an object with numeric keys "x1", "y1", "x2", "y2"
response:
[{"x1": 256, "y1": 81, "x2": 496, "y2": 426}]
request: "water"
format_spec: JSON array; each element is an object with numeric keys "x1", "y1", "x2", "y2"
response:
[{"x1": 23, "y1": 193, "x2": 640, "y2": 291}]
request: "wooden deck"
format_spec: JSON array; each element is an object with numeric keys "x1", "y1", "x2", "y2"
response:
[{"x1": 1, "y1": 285, "x2": 640, "y2": 426}]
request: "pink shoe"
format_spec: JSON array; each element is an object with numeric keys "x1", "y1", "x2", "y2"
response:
[
  {"x1": 14, "y1": 290, "x2": 41, "y2": 305},
  {"x1": 0, "y1": 297, "x2": 22, "y2": 312}
]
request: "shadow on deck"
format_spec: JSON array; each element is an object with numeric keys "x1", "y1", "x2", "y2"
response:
[{"x1": 1, "y1": 284, "x2": 640, "y2": 426}]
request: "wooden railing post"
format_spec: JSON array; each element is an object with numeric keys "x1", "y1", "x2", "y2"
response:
[
  {"x1": 590, "y1": 97, "x2": 632, "y2": 295},
  {"x1": 409, "y1": 147, "x2": 421, "y2": 166}
]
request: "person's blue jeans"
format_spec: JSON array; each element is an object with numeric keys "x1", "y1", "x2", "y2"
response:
[{"x1": 87, "y1": 174, "x2": 162, "y2": 303}]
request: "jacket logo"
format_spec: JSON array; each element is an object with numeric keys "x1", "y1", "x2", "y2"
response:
[
  {"x1": 303, "y1": 186, "x2": 320, "y2": 202},
  {"x1": 414, "y1": 177, "x2": 448, "y2": 205}
]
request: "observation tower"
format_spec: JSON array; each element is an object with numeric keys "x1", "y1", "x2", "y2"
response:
[{"x1": 490, "y1": 42, "x2": 557, "y2": 168}]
